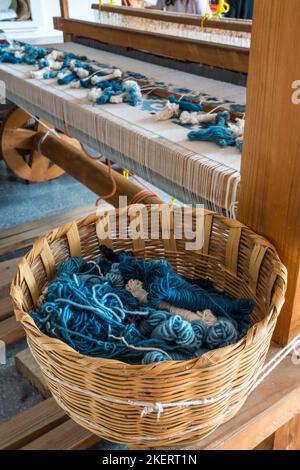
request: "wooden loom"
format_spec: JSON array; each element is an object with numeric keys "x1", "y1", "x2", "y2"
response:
[
  {"x1": 0, "y1": 0, "x2": 300, "y2": 450},
  {"x1": 0, "y1": 3, "x2": 248, "y2": 215}
]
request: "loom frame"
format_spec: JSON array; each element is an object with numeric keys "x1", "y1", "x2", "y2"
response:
[
  {"x1": 55, "y1": 0, "x2": 300, "y2": 449},
  {"x1": 54, "y1": 3, "x2": 250, "y2": 74},
  {"x1": 0, "y1": 0, "x2": 297, "y2": 451}
]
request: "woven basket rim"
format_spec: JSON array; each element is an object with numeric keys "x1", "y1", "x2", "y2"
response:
[{"x1": 11, "y1": 206, "x2": 287, "y2": 371}]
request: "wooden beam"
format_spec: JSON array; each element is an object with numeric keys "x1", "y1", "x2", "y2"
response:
[
  {"x1": 21, "y1": 420, "x2": 99, "y2": 450},
  {"x1": 0, "y1": 258, "x2": 20, "y2": 298},
  {"x1": 238, "y1": 0, "x2": 300, "y2": 345},
  {"x1": 35, "y1": 132, "x2": 162, "y2": 207},
  {"x1": 0, "y1": 316, "x2": 24, "y2": 344},
  {"x1": 91, "y1": 4, "x2": 252, "y2": 33},
  {"x1": 273, "y1": 414, "x2": 300, "y2": 450},
  {"x1": 59, "y1": 0, "x2": 71, "y2": 42},
  {"x1": 53, "y1": 17, "x2": 249, "y2": 73},
  {"x1": 0, "y1": 297, "x2": 13, "y2": 322},
  {"x1": 0, "y1": 398, "x2": 67, "y2": 450}
]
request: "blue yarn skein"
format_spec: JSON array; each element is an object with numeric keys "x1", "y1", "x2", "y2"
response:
[
  {"x1": 188, "y1": 111, "x2": 236, "y2": 148},
  {"x1": 151, "y1": 316, "x2": 198, "y2": 351},
  {"x1": 105, "y1": 263, "x2": 125, "y2": 289},
  {"x1": 169, "y1": 95, "x2": 202, "y2": 113},
  {"x1": 191, "y1": 320, "x2": 207, "y2": 349},
  {"x1": 142, "y1": 351, "x2": 170, "y2": 364},
  {"x1": 58, "y1": 71, "x2": 77, "y2": 85},
  {"x1": 123, "y1": 81, "x2": 142, "y2": 107},
  {"x1": 0, "y1": 52, "x2": 23, "y2": 64},
  {"x1": 206, "y1": 318, "x2": 238, "y2": 349},
  {"x1": 96, "y1": 89, "x2": 117, "y2": 105}
]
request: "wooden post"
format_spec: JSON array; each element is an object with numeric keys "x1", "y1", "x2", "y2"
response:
[
  {"x1": 238, "y1": 0, "x2": 300, "y2": 346},
  {"x1": 273, "y1": 415, "x2": 300, "y2": 450},
  {"x1": 59, "y1": 0, "x2": 72, "y2": 42}
]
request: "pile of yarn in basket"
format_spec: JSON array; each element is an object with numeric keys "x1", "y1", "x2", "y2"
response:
[{"x1": 30, "y1": 249, "x2": 254, "y2": 364}]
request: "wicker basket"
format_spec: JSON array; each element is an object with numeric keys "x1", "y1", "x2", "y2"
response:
[{"x1": 11, "y1": 206, "x2": 287, "y2": 449}]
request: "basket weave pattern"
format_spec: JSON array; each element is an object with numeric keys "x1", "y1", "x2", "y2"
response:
[{"x1": 11, "y1": 208, "x2": 287, "y2": 448}]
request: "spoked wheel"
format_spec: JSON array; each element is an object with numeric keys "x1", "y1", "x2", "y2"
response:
[{"x1": 0, "y1": 107, "x2": 70, "y2": 182}]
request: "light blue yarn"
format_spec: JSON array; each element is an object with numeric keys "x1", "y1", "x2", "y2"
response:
[
  {"x1": 142, "y1": 351, "x2": 169, "y2": 364},
  {"x1": 104, "y1": 263, "x2": 125, "y2": 289},
  {"x1": 206, "y1": 318, "x2": 238, "y2": 349},
  {"x1": 123, "y1": 82, "x2": 142, "y2": 107},
  {"x1": 151, "y1": 316, "x2": 198, "y2": 351},
  {"x1": 142, "y1": 350, "x2": 192, "y2": 364},
  {"x1": 191, "y1": 320, "x2": 207, "y2": 349}
]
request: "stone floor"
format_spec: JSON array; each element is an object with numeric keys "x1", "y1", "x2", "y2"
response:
[{"x1": 0, "y1": 162, "x2": 96, "y2": 230}]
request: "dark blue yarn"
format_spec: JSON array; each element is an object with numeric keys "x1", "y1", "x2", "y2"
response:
[
  {"x1": 58, "y1": 71, "x2": 77, "y2": 85},
  {"x1": 182, "y1": 276, "x2": 214, "y2": 291},
  {"x1": 80, "y1": 77, "x2": 92, "y2": 88},
  {"x1": 169, "y1": 95, "x2": 202, "y2": 113},
  {"x1": 187, "y1": 111, "x2": 241, "y2": 149},
  {"x1": 96, "y1": 80, "x2": 123, "y2": 92},
  {"x1": 0, "y1": 52, "x2": 23, "y2": 64},
  {"x1": 99, "y1": 245, "x2": 128, "y2": 263},
  {"x1": 96, "y1": 89, "x2": 117, "y2": 105}
]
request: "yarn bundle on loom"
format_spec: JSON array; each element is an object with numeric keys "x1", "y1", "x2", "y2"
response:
[
  {"x1": 0, "y1": 40, "x2": 244, "y2": 149},
  {"x1": 30, "y1": 249, "x2": 254, "y2": 365},
  {"x1": 0, "y1": 39, "x2": 143, "y2": 108},
  {"x1": 157, "y1": 96, "x2": 245, "y2": 152}
]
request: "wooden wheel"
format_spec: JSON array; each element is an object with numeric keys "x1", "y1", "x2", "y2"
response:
[{"x1": 0, "y1": 108, "x2": 69, "y2": 182}]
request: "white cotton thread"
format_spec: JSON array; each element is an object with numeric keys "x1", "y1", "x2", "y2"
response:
[
  {"x1": 74, "y1": 67, "x2": 90, "y2": 79},
  {"x1": 156, "y1": 102, "x2": 179, "y2": 121},
  {"x1": 30, "y1": 68, "x2": 50, "y2": 80},
  {"x1": 88, "y1": 88, "x2": 103, "y2": 102},
  {"x1": 110, "y1": 94, "x2": 124, "y2": 104},
  {"x1": 70, "y1": 81, "x2": 81, "y2": 89},
  {"x1": 92, "y1": 68, "x2": 122, "y2": 84},
  {"x1": 109, "y1": 334, "x2": 172, "y2": 359},
  {"x1": 228, "y1": 118, "x2": 245, "y2": 137}
]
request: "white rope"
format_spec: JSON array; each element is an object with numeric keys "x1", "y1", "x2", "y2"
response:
[
  {"x1": 36, "y1": 129, "x2": 59, "y2": 154},
  {"x1": 108, "y1": 334, "x2": 172, "y2": 359},
  {"x1": 28, "y1": 333, "x2": 300, "y2": 423}
]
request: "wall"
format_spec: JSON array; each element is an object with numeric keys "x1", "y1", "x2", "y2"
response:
[{"x1": 2, "y1": 0, "x2": 119, "y2": 44}]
